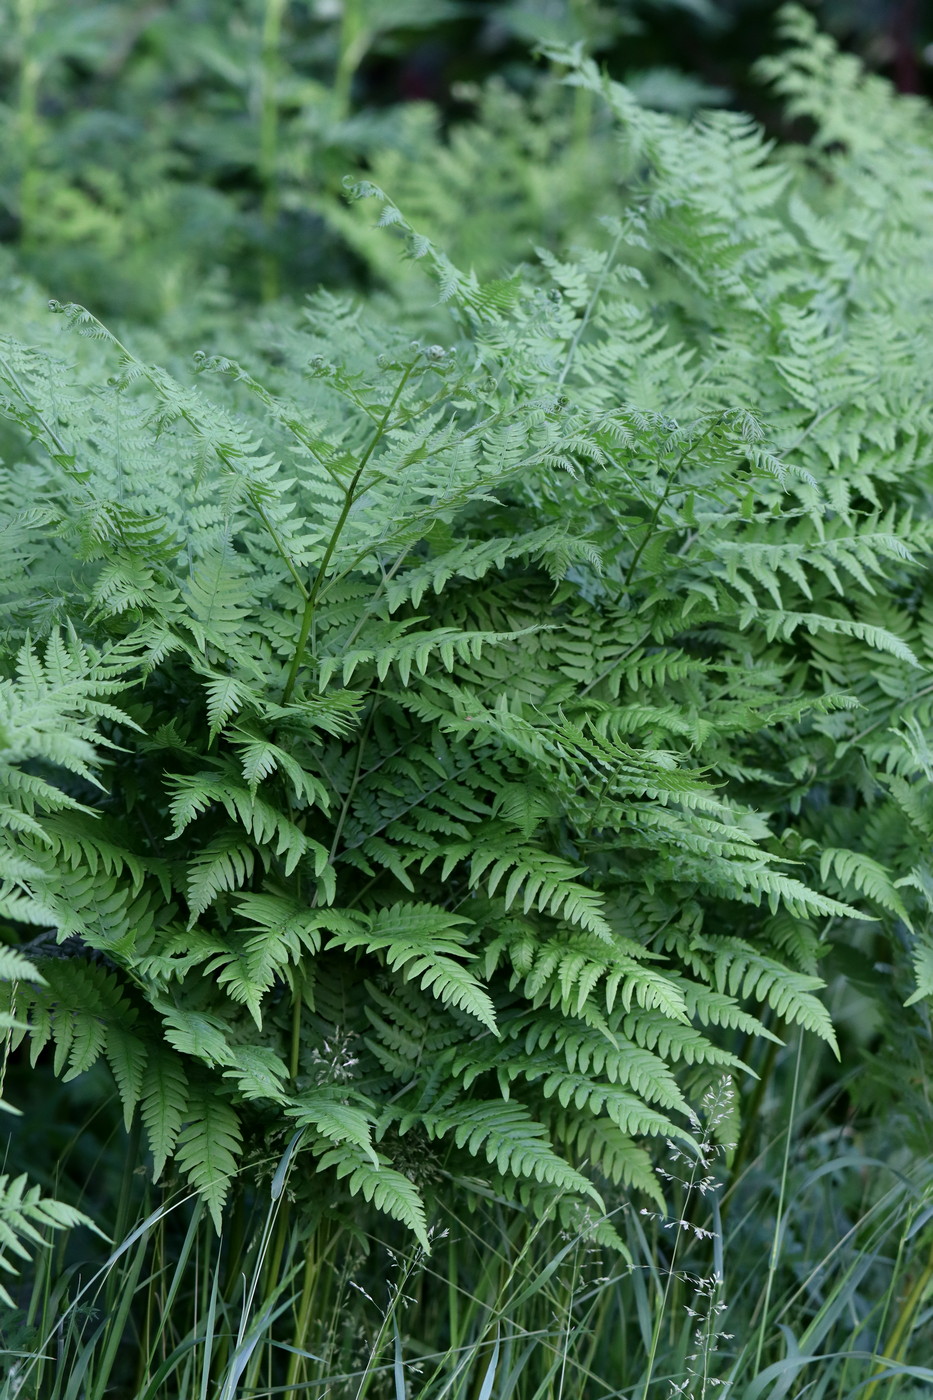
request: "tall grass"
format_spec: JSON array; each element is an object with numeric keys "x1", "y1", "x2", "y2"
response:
[{"x1": 4, "y1": 1034, "x2": 933, "y2": 1400}]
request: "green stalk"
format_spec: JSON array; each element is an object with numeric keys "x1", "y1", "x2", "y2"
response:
[
  {"x1": 569, "y1": 0, "x2": 595, "y2": 157},
  {"x1": 139, "y1": 1200, "x2": 205, "y2": 1388},
  {"x1": 556, "y1": 227, "x2": 622, "y2": 392},
  {"x1": 726, "y1": 1032, "x2": 780, "y2": 1190},
  {"x1": 863, "y1": 1226, "x2": 933, "y2": 1400},
  {"x1": 285, "y1": 1217, "x2": 340, "y2": 1392},
  {"x1": 24, "y1": 1223, "x2": 56, "y2": 1399},
  {"x1": 617, "y1": 415, "x2": 725, "y2": 602},
  {"x1": 354, "y1": 1249, "x2": 422, "y2": 1400},
  {"x1": 639, "y1": 1130, "x2": 714, "y2": 1400},
  {"x1": 258, "y1": 0, "x2": 286, "y2": 301},
  {"x1": 282, "y1": 358, "x2": 418, "y2": 704},
  {"x1": 752, "y1": 1034, "x2": 803, "y2": 1375},
  {"x1": 284, "y1": 1228, "x2": 320, "y2": 1392},
  {"x1": 448, "y1": 1231, "x2": 461, "y2": 1357},
  {"x1": 103, "y1": 1116, "x2": 143, "y2": 1318},
  {"x1": 88, "y1": 1232, "x2": 149, "y2": 1398},
  {"x1": 15, "y1": 0, "x2": 42, "y2": 252},
  {"x1": 334, "y1": 0, "x2": 366, "y2": 123},
  {"x1": 254, "y1": 1130, "x2": 311, "y2": 1387}
]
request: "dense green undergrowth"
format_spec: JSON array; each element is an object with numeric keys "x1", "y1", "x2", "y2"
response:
[
  {"x1": 2, "y1": 6, "x2": 933, "y2": 1397},
  {"x1": 4, "y1": 0, "x2": 916, "y2": 320},
  {"x1": 0, "y1": 0, "x2": 715, "y2": 317}
]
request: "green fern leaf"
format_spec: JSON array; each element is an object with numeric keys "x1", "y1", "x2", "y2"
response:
[
  {"x1": 328, "y1": 902, "x2": 498, "y2": 1033},
  {"x1": 315, "y1": 1140, "x2": 429, "y2": 1250},
  {"x1": 286, "y1": 1091, "x2": 379, "y2": 1165},
  {"x1": 141, "y1": 1052, "x2": 189, "y2": 1181},
  {"x1": 0, "y1": 1173, "x2": 104, "y2": 1307},
  {"x1": 174, "y1": 1083, "x2": 242, "y2": 1232}
]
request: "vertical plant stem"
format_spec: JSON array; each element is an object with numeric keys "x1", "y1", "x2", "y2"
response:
[
  {"x1": 265, "y1": 1198, "x2": 292, "y2": 1315},
  {"x1": 354, "y1": 1250, "x2": 421, "y2": 1400},
  {"x1": 753, "y1": 1033, "x2": 803, "y2": 1375},
  {"x1": 556, "y1": 227, "x2": 623, "y2": 392},
  {"x1": 285, "y1": 1228, "x2": 318, "y2": 1392},
  {"x1": 727, "y1": 1032, "x2": 780, "y2": 1190},
  {"x1": 15, "y1": 0, "x2": 42, "y2": 251},
  {"x1": 640, "y1": 1132, "x2": 710, "y2": 1400},
  {"x1": 448, "y1": 1231, "x2": 461, "y2": 1356},
  {"x1": 285, "y1": 1217, "x2": 337, "y2": 1391},
  {"x1": 289, "y1": 966, "x2": 308, "y2": 1083},
  {"x1": 103, "y1": 1115, "x2": 144, "y2": 1316},
  {"x1": 617, "y1": 416, "x2": 724, "y2": 603},
  {"x1": 282, "y1": 358, "x2": 419, "y2": 704},
  {"x1": 863, "y1": 1226, "x2": 933, "y2": 1400},
  {"x1": 25, "y1": 1225, "x2": 55, "y2": 1399},
  {"x1": 569, "y1": 0, "x2": 594, "y2": 156},
  {"x1": 334, "y1": 0, "x2": 365, "y2": 122},
  {"x1": 259, "y1": 0, "x2": 286, "y2": 301}
]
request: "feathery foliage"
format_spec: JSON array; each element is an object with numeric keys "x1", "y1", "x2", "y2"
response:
[{"x1": 1, "y1": 9, "x2": 932, "y2": 1263}]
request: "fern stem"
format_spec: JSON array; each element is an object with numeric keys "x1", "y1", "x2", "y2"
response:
[
  {"x1": 779, "y1": 375, "x2": 881, "y2": 456},
  {"x1": 253, "y1": 497, "x2": 309, "y2": 600},
  {"x1": 844, "y1": 678, "x2": 933, "y2": 750},
  {"x1": 618, "y1": 463, "x2": 677, "y2": 598},
  {"x1": 339, "y1": 547, "x2": 413, "y2": 652},
  {"x1": 555, "y1": 228, "x2": 623, "y2": 392},
  {"x1": 328, "y1": 703, "x2": 374, "y2": 863},
  {"x1": 569, "y1": 0, "x2": 596, "y2": 159},
  {"x1": 0, "y1": 351, "x2": 75, "y2": 467},
  {"x1": 319, "y1": 656, "x2": 515, "y2": 817},
  {"x1": 282, "y1": 358, "x2": 419, "y2": 703},
  {"x1": 617, "y1": 415, "x2": 725, "y2": 600},
  {"x1": 43, "y1": 306, "x2": 313, "y2": 601},
  {"x1": 289, "y1": 971, "x2": 306, "y2": 1081}
]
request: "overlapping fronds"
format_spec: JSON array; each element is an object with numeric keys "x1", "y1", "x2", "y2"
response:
[{"x1": 2, "y1": 10, "x2": 932, "y2": 1242}]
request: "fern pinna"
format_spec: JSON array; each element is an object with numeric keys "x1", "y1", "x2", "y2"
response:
[{"x1": 2, "y1": 9, "x2": 932, "y2": 1247}]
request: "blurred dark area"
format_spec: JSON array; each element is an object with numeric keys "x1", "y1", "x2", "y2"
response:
[
  {"x1": 357, "y1": 1, "x2": 933, "y2": 112},
  {"x1": 0, "y1": 0, "x2": 930, "y2": 317}
]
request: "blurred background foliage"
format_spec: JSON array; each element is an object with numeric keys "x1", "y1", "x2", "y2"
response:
[{"x1": 1, "y1": 0, "x2": 930, "y2": 320}]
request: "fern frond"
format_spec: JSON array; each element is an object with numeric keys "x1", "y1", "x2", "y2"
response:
[
  {"x1": 0, "y1": 1173, "x2": 104, "y2": 1307},
  {"x1": 413, "y1": 1099, "x2": 605, "y2": 1204},
  {"x1": 315, "y1": 1138, "x2": 429, "y2": 1250},
  {"x1": 185, "y1": 832, "x2": 257, "y2": 921},
  {"x1": 0, "y1": 946, "x2": 45, "y2": 984},
  {"x1": 174, "y1": 1082, "x2": 242, "y2": 1231},
  {"x1": 327, "y1": 902, "x2": 498, "y2": 1033},
  {"x1": 286, "y1": 1091, "x2": 379, "y2": 1165},
  {"x1": 141, "y1": 1051, "x2": 189, "y2": 1181}
]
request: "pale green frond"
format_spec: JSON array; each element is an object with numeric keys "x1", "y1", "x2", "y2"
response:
[{"x1": 175, "y1": 1084, "x2": 243, "y2": 1232}]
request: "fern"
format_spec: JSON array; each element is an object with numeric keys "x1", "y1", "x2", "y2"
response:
[
  {"x1": 409, "y1": 1100, "x2": 605, "y2": 1203},
  {"x1": 0, "y1": 1173, "x2": 103, "y2": 1308},
  {"x1": 2, "y1": 11, "x2": 933, "y2": 1247},
  {"x1": 326, "y1": 902, "x2": 498, "y2": 1034},
  {"x1": 0, "y1": 953, "x2": 103, "y2": 1304},
  {"x1": 315, "y1": 1139, "x2": 430, "y2": 1249},
  {"x1": 173, "y1": 1082, "x2": 242, "y2": 1232}
]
